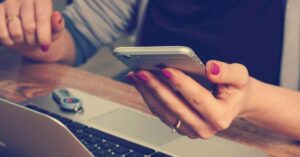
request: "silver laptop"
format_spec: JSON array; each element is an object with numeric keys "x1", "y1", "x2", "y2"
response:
[{"x1": 0, "y1": 88, "x2": 266, "y2": 157}]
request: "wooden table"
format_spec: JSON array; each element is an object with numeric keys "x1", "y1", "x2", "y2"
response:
[{"x1": 0, "y1": 54, "x2": 299, "y2": 157}]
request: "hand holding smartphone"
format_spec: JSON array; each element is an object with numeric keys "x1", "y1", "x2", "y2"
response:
[{"x1": 113, "y1": 46, "x2": 213, "y2": 89}]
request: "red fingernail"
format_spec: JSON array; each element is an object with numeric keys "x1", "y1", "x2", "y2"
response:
[
  {"x1": 136, "y1": 73, "x2": 148, "y2": 83},
  {"x1": 161, "y1": 69, "x2": 172, "y2": 79},
  {"x1": 58, "y1": 17, "x2": 63, "y2": 24},
  {"x1": 40, "y1": 45, "x2": 49, "y2": 52},
  {"x1": 211, "y1": 63, "x2": 220, "y2": 75}
]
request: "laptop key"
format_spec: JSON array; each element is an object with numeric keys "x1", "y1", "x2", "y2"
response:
[
  {"x1": 125, "y1": 152, "x2": 145, "y2": 157},
  {"x1": 26, "y1": 105, "x2": 172, "y2": 157},
  {"x1": 67, "y1": 122, "x2": 88, "y2": 130},
  {"x1": 92, "y1": 148, "x2": 111, "y2": 156},
  {"x1": 150, "y1": 152, "x2": 172, "y2": 157},
  {"x1": 74, "y1": 130, "x2": 89, "y2": 139},
  {"x1": 84, "y1": 143, "x2": 98, "y2": 151},
  {"x1": 111, "y1": 146, "x2": 130, "y2": 155},
  {"x1": 84, "y1": 136, "x2": 102, "y2": 145},
  {"x1": 84, "y1": 128, "x2": 155, "y2": 155},
  {"x1": 98, "y1": 140, "x2": 116, "y2": 150}
]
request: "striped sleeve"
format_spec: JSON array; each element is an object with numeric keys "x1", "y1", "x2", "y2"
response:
[{"x1": 62, "y1": 0, "x2": 138, "y2": 65}]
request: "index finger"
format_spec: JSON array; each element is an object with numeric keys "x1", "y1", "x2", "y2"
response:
[{"x1": 34, "y1": 0, "x2": 52, "y2": 48}]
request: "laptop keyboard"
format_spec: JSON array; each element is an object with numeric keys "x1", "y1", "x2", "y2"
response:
[{"x1": 26, "y1": 104, "x2": 172, "y2": 157}]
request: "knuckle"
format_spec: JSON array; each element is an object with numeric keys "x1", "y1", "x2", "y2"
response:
[
  {"x1": 213, "y1": 119, "x2": 230, "y2": 131},
  {"x1": 0, "y1": 32, "x2": 9, "y2": 40},
  {"x1": 24, "y1": 23, "x2": 36, "y2": 34},
  {"x1": 1, "y1": 40, "x2": 14, "y2": 46},
  {"x1": 172, "y1": 79, "x2": 183, "y2": 89},
  {"x1": 190, "y1": 95, "x2": 205, "y2": 106},
  {"x1": 231, "y1": 63, "x2": 249, "y2": 85},
  {"x1": 232, "y1": 63, "x2": 249, "y2": 75}
]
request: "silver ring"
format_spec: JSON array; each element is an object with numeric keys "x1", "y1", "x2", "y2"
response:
[{"x1": 172, "y1": 120, "x2": 182, "y2": 133}]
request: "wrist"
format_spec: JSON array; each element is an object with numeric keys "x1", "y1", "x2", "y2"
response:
[{"x1": 238, "y1": 77, "x2": 265, "y2": 119}]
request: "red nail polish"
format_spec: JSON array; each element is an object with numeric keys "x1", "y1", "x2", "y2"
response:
[
  {"x1": 58, "y1": 17, "x2": 63, "y2": 24},
  {"x1": 211, "y1": 63, "x2": 220, "y2": 75},
  {"x1": 161, "y1": 69, "x2": 172, "y2": 79},
  {"x1": 40, "y1": 45, "x2": 49, "y2": 52},
  {"x1": 136, "y1": 73, "x2": 148, "y2": 83}
]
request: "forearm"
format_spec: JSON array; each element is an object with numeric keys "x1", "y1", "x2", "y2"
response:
[
  {"x1": 243, "y1": 78, "x2": 300, "y2": 140},
  {"x1": 13, "y1": 29, "x2": 76, "y2": 65}
]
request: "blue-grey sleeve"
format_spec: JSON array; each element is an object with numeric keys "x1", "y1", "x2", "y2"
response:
[
  {"x1": 64, "y1": 15, "x2": 97, "y2": 66},
  {"x1": 62, "y1": 0, "x2": 138, "y2": 66}
]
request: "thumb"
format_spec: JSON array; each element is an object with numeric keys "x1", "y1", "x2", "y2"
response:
[
  {"x1": 51, "y1": 11, "x2": 65, "y2": 40},
  {"x1": 206, "y1": 60, "x2": 250, "y2": 88}
]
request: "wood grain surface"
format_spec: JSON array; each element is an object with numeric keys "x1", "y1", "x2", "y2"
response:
[{"x1": 0, "y1": 55, "x2": 299, "y2": 157}]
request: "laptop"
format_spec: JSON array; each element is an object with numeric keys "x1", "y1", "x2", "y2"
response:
[{"x1": 0, "y1": 88, "x2": 266, "y2": 157}]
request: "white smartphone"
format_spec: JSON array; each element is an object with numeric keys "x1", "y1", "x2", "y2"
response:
[{"x1": 113, "y1": 46, "x2": 213, "y2": 89}]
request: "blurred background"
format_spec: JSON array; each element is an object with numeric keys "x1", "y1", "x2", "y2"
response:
[{"x1": 53, "y1": 0, "x2": 133, "y2": 81}]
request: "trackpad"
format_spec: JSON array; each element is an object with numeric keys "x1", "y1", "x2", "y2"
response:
[{"x1": 90, "y1": 109, "x2": 180, "y2": 146}]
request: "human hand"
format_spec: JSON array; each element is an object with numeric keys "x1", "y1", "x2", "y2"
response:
[
  {"x1": 0, "y1": 0, "x2": 64, "y2": 52},
  {"x1": 127, "y1": 60, "x2": 254, "y2": 139}
]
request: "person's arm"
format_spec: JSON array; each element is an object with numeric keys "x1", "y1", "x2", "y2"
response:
[
  {"x1": 244, "y1": 79, "x2": 300, "y2": 140},
  {"x1": 1, "y1": 0, "x2": 138, "y2": 66},
  {"x1": 127, "y1": 60, "x2": 300, "y2": 140},
  {"x1": 60, "y1": 0, "x2": 138, "y2": 66}
]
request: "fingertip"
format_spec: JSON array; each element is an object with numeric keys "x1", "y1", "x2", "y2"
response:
[
  {"x1": 206, "y1": 61, "x2": 220, "y2": 75},
  {"x1": 51, "y1": 11, "x2": 64, "y2": 28},
  {"x1": 127, "y1": 71, "x2": 135, "y2": 76},
  {"x1": 126, "y1": 71, "x2": 135, "y2": 84},
  {"x1": 126, "y1": 70, "x2": 136, "y2": 78},
  {"x1": 2, "y1": 39, "x2": 15, "y2": 47},
  {"x1": 206, "y1": 60, "x2": 223, "y2": 83},
  {"x1": 40, "y1": 44, "x2": 50, "y2": 52},
  {"x1": 161, "y1": 69, "x2": 173, "y2": 79},
  {"x1": 51, "y1": 11, "x2": 62, "y2": 20},
  {"x1": 206, "y1": 61, "x2": 250, "y2": 87},
  {"x1": 135, "y1": 71, "x2": 149, "y2": 83}
]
